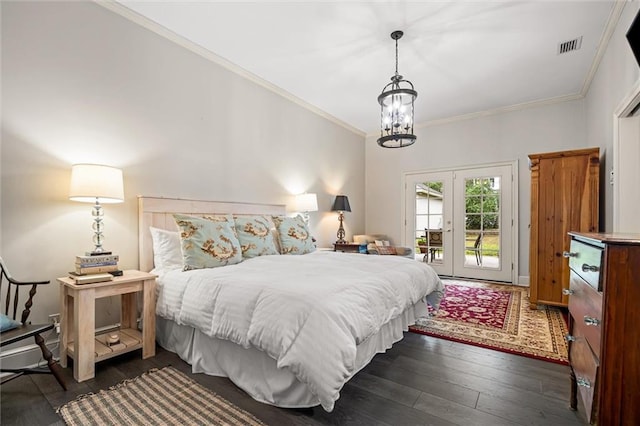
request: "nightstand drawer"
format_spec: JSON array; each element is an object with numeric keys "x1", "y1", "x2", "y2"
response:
[{"x1": 334, "y1": 243, "x2": 366, "y2": 253}]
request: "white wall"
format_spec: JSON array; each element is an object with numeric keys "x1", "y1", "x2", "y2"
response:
[
  {"x1": 586, "y1": 1, "x2": 640, "y2": 231},
  {"x1": 0, "y1": 1, "x2": 365, "y2": 325},
  {"x1": 366, "y1": 99, "x2": 586, "y2": 278}
]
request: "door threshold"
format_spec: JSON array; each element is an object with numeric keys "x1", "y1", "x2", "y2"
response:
[{"x1": 437, "y1": 275, "x2": 514, "y2": 285}]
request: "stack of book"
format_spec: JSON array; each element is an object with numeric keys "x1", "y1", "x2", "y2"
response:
[{"x1": 70, "y1": 253, "x2": 121, "y2": 284}]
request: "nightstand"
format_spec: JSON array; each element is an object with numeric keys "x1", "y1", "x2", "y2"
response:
[
  {"x1": 57, "y1": 270, "x2": 157, "y2": 382},
  {"x1": 333, "y1": 242, "x2": 366, "y2": 253}
]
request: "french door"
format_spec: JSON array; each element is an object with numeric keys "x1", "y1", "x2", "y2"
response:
[{"x1": 404, "y1": 164, "x2": 515, "y2": 283}]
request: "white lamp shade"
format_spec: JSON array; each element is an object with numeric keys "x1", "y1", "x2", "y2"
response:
[
  {"x1": 69, "y1": 164, "x2": 124, "y2": 203},
  {"x1": 295, "y1": 193, "x2": 318, "y2": 212}
]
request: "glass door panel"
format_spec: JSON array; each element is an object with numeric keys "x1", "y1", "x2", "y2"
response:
[
  {"x1": 454, "y1": 166, "x2": 512, "y2": 282},
  {"x1": 415, "y1": 181, "x2": 445, "y2": 266},
  {"x1": 405, "y1": 172, "x2": 453, "y2": 276},
  {"x1": 463, "y1": 176, "x2": 501, "y2": 269}
]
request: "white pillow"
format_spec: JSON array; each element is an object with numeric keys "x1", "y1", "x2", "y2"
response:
[{"x1": 149, "y1": 226, "x2": 183, "y2": 271}]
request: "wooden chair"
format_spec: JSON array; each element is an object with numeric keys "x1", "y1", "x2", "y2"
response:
[
  {"x1": 0, "y1": 256, "x2": 67, "y2": 390},
  {"x1": 423, "y1": 229, "x2": 443, "y2": 262}
]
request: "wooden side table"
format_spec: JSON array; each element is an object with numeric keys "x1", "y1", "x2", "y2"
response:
[{"x1": 57, "y1": 270, "x2": 157, "y2": 382}]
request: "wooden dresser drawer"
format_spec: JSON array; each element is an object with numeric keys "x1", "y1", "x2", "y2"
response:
[
  {"x1": 569, "y1": 325, "x2": 599, "y2": 424},
  {"x1": 568, "y1": 239, "x2": 603, "y2": 291},
  {"x1": 568, "y1": 271, "x2": 602, "y2": 357}
]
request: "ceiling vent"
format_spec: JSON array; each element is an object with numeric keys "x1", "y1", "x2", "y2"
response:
[{"x1": 558, "y1": 36, "x2": 583, "y2": 54}]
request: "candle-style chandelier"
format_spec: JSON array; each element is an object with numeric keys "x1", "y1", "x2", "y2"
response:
[{"x1": 377, "y1": 30, "x2": 417, "y2": 148}]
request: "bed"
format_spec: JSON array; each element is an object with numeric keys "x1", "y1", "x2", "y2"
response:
[{"x1": 138, "y1": 196, "x2": 444, "y2": 412}]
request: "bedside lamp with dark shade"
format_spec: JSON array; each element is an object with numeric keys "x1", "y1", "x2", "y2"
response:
[{"x1": 331, "y1": 195, "x2": 351, "y2": 244}]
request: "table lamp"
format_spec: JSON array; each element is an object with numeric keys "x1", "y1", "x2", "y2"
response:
[
  {"x1": 331, "y1": 195, "x2": 351, "y2": 244},
  {"x1": 69, "y1": 164, "x2": 124, "y2": 254},
  {"x1": 295, "y1": 193, "x2": 318, "y2": 226}
]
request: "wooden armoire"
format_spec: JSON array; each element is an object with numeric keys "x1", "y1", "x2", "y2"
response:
[{"x1": 528, "y1": 148, "x2": 599, "y2": 309}]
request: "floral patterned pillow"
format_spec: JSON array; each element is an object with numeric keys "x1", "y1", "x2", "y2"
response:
[
  {"x1": 173, "y1": 214, "x2": 242, "y2": 270},
  {"x1": 272, "y1": 215, "x2": 316, "y2": 255},
  {"x1": 233, "y1": 215, "x2": 279, "y2": 258}
]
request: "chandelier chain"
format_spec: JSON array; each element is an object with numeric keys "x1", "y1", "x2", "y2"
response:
[{"x1": 395, "y1": 37, "x2": 399, "y2": 75}]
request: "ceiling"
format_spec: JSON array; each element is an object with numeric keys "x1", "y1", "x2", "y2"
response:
[{"x1": 117, "y1": 1, "x2": 618, "y2": 135}]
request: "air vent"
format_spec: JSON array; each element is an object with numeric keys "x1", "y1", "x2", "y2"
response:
[{"x1": 558, "y1": 36, "x2": 583, "y2": 54}]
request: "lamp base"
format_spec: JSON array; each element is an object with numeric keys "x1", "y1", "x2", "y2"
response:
[{"x1": 336, "y1": 212, "x2": 347, "y2": 243}]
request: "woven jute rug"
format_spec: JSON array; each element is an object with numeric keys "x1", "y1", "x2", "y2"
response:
[
  {"x1": 410, "y1": 279, "x2": 569, "y2": 365},
  {"x1": 57, "y1": 366, "x2": 267, "y2": 425}
]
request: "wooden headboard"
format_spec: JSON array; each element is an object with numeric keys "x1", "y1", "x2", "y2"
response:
[{"x1": 138, "y1": 196, "x2": 286, "y2": 272}]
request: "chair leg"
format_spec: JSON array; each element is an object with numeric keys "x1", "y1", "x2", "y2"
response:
[{"x1": 34, "y1": 333, "x2": 67, "y2": 390}]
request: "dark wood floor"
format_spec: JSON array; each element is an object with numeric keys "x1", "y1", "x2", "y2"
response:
[{"x1": 1, "y1": 332, "x2": 587, "y2": 426}]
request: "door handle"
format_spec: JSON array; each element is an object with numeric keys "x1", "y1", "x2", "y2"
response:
[{"x1": 446, "y1": 229, "x2": 451, "y2": 232}]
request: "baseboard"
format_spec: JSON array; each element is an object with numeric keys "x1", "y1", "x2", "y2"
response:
[
  {"x1": 0, "y1": 323, "x2": 123, "y2": 371},
  {"x1": 0, "y1": 338, "x2": 60, "y2": 371},
  {"x1": 517, "y1": 276, "x2": 530, "y2": 286}
]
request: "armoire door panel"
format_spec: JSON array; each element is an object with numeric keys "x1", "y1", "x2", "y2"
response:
[{"x1": 529, "y1": 148, "x2": 599, "y2": 309}]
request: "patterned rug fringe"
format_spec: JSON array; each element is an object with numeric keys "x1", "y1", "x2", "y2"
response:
[
  {"x1": 57, "y1": 365, "x2": 267, "y2": 425},
  {"x1": 55, "y1": 367, "x2": 165, "y2": 414},
  {"x1": 55, "y1": 392, "x2": 96, "y2": 413}
]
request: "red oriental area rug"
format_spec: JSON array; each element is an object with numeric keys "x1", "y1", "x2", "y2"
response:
[{"x1": 409, "y1": 280, "x2": 569, "y2": 365}]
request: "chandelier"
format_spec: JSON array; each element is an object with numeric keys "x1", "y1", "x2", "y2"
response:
[{"x1": 377, "y1": 30, "x2": 417, "y2": 148}]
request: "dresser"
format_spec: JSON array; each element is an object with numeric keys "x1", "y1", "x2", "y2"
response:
[
  {"x1": 529, "y1": 148, "x2": 599, "y2": 309},
  {"x1": 566, "y1": 232, "x2": 640, "y2": 425}
]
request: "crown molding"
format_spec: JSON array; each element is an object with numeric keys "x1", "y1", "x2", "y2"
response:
[
  {"x1": 95, "y1": 1, "x2": 366, "y2": 138},
  {"x1": 365, "y1": 92, "x2": 584, "y2": 136},
  {"x1": 419, "y1": 93, "x2": 585, "y2": 130},
  {"x1": 580, "y1": 0, "x2": 627, "y2": 97}
]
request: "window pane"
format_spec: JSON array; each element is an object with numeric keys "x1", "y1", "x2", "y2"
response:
[
  {"x1": 465, "y1": 195, "x2": 483, "y2": 214},
  {"x1": 483, "y1": 214, "x2": 499, "y2": 230},
  {"x1": 483, "y1": 195, "x2": 500, "y2": 213},
  {"x1": 465, "y1": 214, "x2": 482, "y2": 231}
]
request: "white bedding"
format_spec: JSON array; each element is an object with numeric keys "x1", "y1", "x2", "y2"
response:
[{"x1": 155, "y1": 250, "x2": 443, "y2": 412}]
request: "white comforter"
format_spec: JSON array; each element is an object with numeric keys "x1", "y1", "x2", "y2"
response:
[{"x1": 155, "y1": 250, "x2": 443, "y2": 412}]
